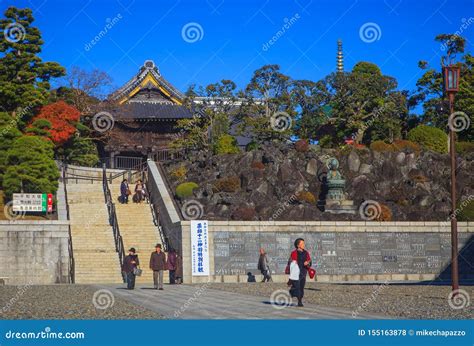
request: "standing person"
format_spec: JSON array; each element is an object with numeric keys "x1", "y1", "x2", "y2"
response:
[
  {"x1": 167, "y1": 248, "x2": 177, "y2": 284},
  {"x1": 288, "y1": 238, "x2": 311, "y2": 307},
  {"x1": 149, "y1": 244, "x2": 167, "y2": 290},
  {"x1": 122, "y1": 248, "x2": 139, "y2": 290},
  {"x1": 175, "y1": 253, "x2": 183, "y2": 284},
  {"x1": 135, "y1": 180, "x2": 144, "y2": 203},
  {"x1": 257, "y1": 248, "x2": 272, "y2": 282},
  {"x1": 120, "y1": 179, "x2": 129, "y2": 204}
]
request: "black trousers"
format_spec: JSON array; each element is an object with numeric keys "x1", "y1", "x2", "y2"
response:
[
  {"x1": 261, "y1": 270, "x2": 271, "y2": 282},
  {"x1": 290, "y1": 276, "x2": 306, "y2": 301},
  {"x1": 169, "y1": 270, "x2": 176, "y2": 284},
  {"x1": 126, "y1": 272, "x2": 136, "y2": 289}
]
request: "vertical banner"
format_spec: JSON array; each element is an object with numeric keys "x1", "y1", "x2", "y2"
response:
[{"x1": 190, "y1": 220, "x2": 209, "y2": 276}]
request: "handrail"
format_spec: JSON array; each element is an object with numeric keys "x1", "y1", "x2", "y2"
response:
[
  {"x1": 145, "y1": 174, "x2": 170, "y2": 252},
  {"x1": 61, "y1": 164, "x2": 75, "y2": 284},
  {"x1": 102, "y1": 165, "x2": 126, "y2": 283},
  {"x1": 108, "y1": 160, "x2": 148, "y2": 183}
]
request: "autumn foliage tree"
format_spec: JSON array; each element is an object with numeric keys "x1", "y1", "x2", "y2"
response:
[{"x1": 27, "y1": 101, "x2": 80, "y2": 146}]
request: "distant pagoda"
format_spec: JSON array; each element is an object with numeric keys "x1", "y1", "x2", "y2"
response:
[{"x1": 336, "y1": 39, "x2": 344, "y2": 73}]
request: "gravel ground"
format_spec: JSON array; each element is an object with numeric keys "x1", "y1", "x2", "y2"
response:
[
  {"x1": 205, "y1": 282, "x2": 474, "y2": 319},
  {"x1": 0, "y1": 285, "x2": 162, "y2": 319}
]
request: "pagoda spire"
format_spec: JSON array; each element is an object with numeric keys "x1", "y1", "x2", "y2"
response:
[{"x1": 337, "y1": 39, "x2": 344, "y2": 73}]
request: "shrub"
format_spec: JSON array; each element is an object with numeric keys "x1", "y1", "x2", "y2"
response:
[
  {"x1": 213, "y1": 176, "x2": 240, "y2": 193},
  {"x1": 250, "y1": 161, "x2": 265, "y2": 170},
  {"x1": 456, "y1": 141, "x2": 474, "y2": 155},
  {"x1": 319, "y1": 135, "x2": 333, "y2": 148},
  {"x1": 245, "y1": 141, "x2": 259, "y2": 152},
  {"x1": 213, "y1": 134, "x2": 240, "y2": 155},
  {"x1": 370, "y1": 140, "x2": 394, "y2": 152},
  {"x1": 296, "y1": 191, "x2": 316, "y2": 204},
  {"x1": 3, "y1": 136, "x2": 59, "y2": 200},
  {"x1": 407, "y1": 125, "x2": 448, "y2": 153},
  {"x1": 392, "y1": 139, "x2": 421, "y2": 154},
  {"x1": 376, "y1": 204, "x2": 392, "y2": 221},
  {"x1": 170, "y1": 165, "x2": 187, "y2": 182},
  {"x1": 458, "y1": 197, "x2": 474, "y2": 221},
  {"x1": 232, "y1": 207, "x2": 256, "y2": 221},
  {"x1": 175, "y1": 182, "x2": 199, "y2": 199},
  {"x1": 294, "y1": 139, "x2": 309, "y2": 152}
]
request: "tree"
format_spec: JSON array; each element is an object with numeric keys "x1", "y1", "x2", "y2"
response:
[
  {"x1": 0, "y1": 7, "x2": 65, "y2": 121},
  {"x1": 0, "y1": 112, "x2": 21, "y2": 183},
  {"x1": 2, "y1": 135, "x2": 58, "y2": 200},
  {"x1": 240, "y1": 65, "x2": 294, "y2": 143},
  {"x1": 411, "y1": 34, "x2": 473, "y2": 141},
  {"x1": 27, "y1": 101, "x2": 80, "y2": 146}
]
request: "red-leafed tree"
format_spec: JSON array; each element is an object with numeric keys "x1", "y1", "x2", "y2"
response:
[{"x1": 28, "y1": 101, "x2": 80, "y2": 145}]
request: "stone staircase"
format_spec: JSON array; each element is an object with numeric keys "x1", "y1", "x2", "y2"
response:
[
  {"x1": 110, "y1": 183, "x2": 167, "y2": 284},
  {"x1": 67, "y1": 182, "x2": 123, "y2": 284}
]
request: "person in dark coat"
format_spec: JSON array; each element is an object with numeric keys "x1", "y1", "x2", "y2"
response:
[
  {"x1": 120, "y1": 179, "x2": 129, "y2": 204},
  {"x1": 167, "y1": 248, "x2": 177, "y2": 284},
  {"x1": 149, "y1": 244, "x2": 167, "y2": 290},
  {"x1": 175, "y1": 253, "x2": 183, "y2": 284},
  {"x1": 122, "y1": 248, "x2": 139, "y2": 289},
  {"x1": 257, "y1": 248, "x2": 272, "y2": 282},
  {"x1": 288, "y1": 238, "x2": 311, "y2": 307}
]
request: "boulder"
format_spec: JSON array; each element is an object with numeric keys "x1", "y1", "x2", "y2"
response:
[
  {"x1": 306, "y1": 158, "x2": 318, "y2": 176},
  {"x1": 348, "y1": 151, "x2": 361, "y2": 172}
]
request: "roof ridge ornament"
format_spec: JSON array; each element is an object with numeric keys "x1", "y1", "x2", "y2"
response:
[{"x1": 143, "y1": 60, "x2": 159, "y2": 75}]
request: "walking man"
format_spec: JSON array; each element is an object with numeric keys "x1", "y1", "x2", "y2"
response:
[
  {"x1": 167, "y1": 248, "x2": 177, "y2": 284},
  {"x1": 257, "y1": 248, "x2": 272, "y2": 282},
  {"x1": 149, "y1": 244, "x2": 167, "y2": 290}
]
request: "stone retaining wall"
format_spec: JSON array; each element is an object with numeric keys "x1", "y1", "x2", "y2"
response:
[
  {"x1": 180, "y1": 221, "x2": 474, "y2": 284},
  {"x1": 0, "y1": 221, "x2": 70, "y2": 285}
]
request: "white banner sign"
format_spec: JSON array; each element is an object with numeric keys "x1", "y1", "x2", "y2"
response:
[{"x1": 190, "y1": 220, "x2": 209, "y2": 276}]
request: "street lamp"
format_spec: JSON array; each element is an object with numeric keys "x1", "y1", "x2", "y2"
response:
[{"x1": 442, "y1": 63, "x2": 461, "y2": 294}]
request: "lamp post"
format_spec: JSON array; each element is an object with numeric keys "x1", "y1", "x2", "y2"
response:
[{"x1": 442, "y1": 64, "x2": 461, "y2": 294}]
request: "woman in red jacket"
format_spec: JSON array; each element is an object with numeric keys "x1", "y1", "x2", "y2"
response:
[{"x1": 288, "y1": 238, "x2": 311, "y2": 307}]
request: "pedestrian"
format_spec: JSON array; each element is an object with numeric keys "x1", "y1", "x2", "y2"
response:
[
  {"x1": 287, "y1": 238, "x2": 311, "y2": 307},
  {"x1": 122, "y1": 248, "x2": 139, "y2": 290},
  {"x1": 149, "y1": 244, "x2": 167, "y2": 290},
  {"x1": 167, "y1": 248, "x2": 177, "y2": 284},
  {"x1": 135, "y1": 180, "x2": 144, "y2": 203},
  {"x1": 257, "y1": 248, "x2": 272, "y2": 282},
  {"x1": 175, "y1": 253, "x2": 183, "y2": 284},
  {"x1": 120, "y1": 179, "x2": 130, "y2": 204}
]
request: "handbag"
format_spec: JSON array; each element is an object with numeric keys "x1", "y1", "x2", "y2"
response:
[
  {"x1": 307, "y1": 267, "x2": 316, "y2": 279},
  {"x1": 133, "y1": 267, "x2": 142, "y2": 276}
]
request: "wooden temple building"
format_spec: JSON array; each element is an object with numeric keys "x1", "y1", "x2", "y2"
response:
[{"x1": 103, "y1": 60, "x2": 193, "y2": 169}]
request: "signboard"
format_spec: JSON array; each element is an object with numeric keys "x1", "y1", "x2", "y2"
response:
[
  {"x1": 12, "y1": 193, "x2": 53, "y2": 212},
  {"x1": 191, "y1": 220, "x2": 209, "y2": 276}
]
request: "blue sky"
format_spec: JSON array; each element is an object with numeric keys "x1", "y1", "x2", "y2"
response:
[{"x1": 3, "y1": 0, "x2": 474, "y2": 106}]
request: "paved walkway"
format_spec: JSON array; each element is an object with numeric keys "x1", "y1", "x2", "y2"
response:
[{"x1": 94, "y1": 284, "x2": 388, "y2": 319}]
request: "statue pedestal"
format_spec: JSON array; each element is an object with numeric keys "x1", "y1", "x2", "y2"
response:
[{"x1": 324, "y1": 199, "x2": 357, "y2": 214}]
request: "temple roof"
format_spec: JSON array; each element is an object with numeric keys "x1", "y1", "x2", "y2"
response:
[
  {"x1": 110, "y1": 102, "x2": 193, "y2": 120},
  {"x1": 110, "y1": 60, "x2": 185, "y2": 105}
]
